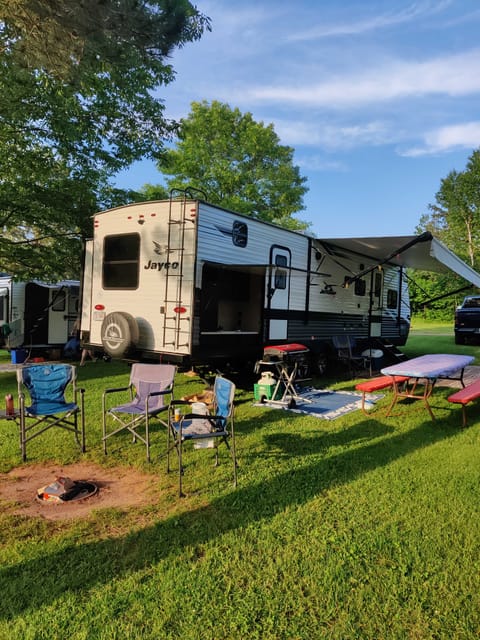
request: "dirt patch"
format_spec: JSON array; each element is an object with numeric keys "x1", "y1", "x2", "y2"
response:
[{"x1": 0, "y1": 462, "x2": 161, "y2": 521}]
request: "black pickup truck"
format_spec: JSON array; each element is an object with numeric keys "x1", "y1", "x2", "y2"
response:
[{"x1": 454, "y1": 295, "x2": 480, "y2": 344}]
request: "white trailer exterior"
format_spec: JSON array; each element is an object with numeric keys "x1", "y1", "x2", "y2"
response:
[
  {"x1": 80, "y1": 198, "x2": 480, "y2": 369},
  {"x1": 0, "y1": 277, "x2": 80, "y2": 352}
]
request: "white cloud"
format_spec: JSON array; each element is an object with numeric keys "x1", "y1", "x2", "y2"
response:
[
  {"x1": 401, "y1": 121, "x2": 480, "y2": 156},
  {"x1": 242, "y1": 48, "x2": 480, "y2": 108},
  {"x1": 288, "y1": 0, "x2": 453, "y2": 41},
  {"x1": 274, "y1": 118, "x2": 392, "y2": 149},
  {"x1": 296, "y1": 155, "x2": 348, "y2": 172}
]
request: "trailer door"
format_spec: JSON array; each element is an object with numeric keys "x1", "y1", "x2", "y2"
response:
[
  {"x1": 0, "y1": 287, "x2": 8, "y2": 325},
  {"x1": 268, "y1": 246, "x2": 291, "y2": 340},
  {"x1": 369, "y1": 270, "x2": 383, "y2": 338},
  {"x1": 48, "y1": 287, "x2": 67, "y2": 344}
]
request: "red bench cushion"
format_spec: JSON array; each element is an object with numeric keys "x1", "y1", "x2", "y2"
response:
[
  {"x1": 355, "y1": 375, "x2": 409, "y2": 393},
  {"x1": 448, "y1": 379, "x2": 480, "y2": 405}
]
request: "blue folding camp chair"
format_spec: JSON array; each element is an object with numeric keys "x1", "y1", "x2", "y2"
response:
[
  {"x1": 167, "y1": 376, "x2": 237, "y2": 496},
  {"x1": 102, "y1": 363, "x2": 175, "y2": 462},
  {"x1": 17, "y1": 364, "x2": 85, "y2": 461}
]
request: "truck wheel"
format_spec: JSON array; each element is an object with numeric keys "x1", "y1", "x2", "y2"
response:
[
  {"x1": 101, "y1": 312, "x2": 139, "y2": 357},
  {"x1": 455, "y1": 334, "x2": 465, "y2": 345}
]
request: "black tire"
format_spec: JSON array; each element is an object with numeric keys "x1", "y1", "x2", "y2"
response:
[
  {"x1": 101, "y1": 312, "x2": 139, "y2": 357},
  {"x1": 455, "y1": 333, "x2": 465, "y2": 345},
  {"x1": 315, "y1": 355, "x2": 328, "y2": 376}
]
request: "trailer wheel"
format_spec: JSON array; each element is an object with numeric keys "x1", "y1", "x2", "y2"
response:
[
  {"x1": 101, "y1": 312, "x2": 139, "y2": 357},
  {"x1": 315, "y1": 355, "x2": 328, "y2": 376}
]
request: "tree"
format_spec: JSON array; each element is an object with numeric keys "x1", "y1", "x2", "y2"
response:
[
  {"x1": 158, "y1": 101, "x2": 309, "y2": 230},
  {"x1": 422, "y1": 150, "x2": 480, "y2": 268},
  {"x1": 412, "y1": 149, "x2": 480, "y2": 318},
  {"x1": 134, "y1": 183, "x2": 170, "y2": 203},
  {"x1": 0, "y1": 1, "x2": 210, "y2": 279},
  {"x1": 1, "y1": 0, "x2": 210, "y2": 81}
]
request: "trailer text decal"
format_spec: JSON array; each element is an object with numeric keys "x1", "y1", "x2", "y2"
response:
[{"x1": 144, "y1": 260, "x2": 179, "y2": 271}]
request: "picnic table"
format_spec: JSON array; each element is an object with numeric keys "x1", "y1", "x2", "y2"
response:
[{"x1": 381, "y1": 354, "x2": 474, "y2": 420}]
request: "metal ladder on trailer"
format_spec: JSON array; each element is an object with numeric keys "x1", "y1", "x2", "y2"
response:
[{"x1": 162, "y1": 194, "x2": 196, "y2": 351}]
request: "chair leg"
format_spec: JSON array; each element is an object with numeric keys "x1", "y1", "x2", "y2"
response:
[
  {"x1": 231, "y1": 430, "x2": 237, "y2": 488},
  {"x1": 178, "y1": 439, "x2": 184, "y2": 497},
  {"x1": 20, "y1": 395, "x2": 26, "y2": 462},
  {"x1": 145, "y1": 413, "x2": 150, "y2": 463},
  {"x1": 80, "y1": 390, "x2": 86, "y2": 453},
  {"x1": 166, "y1": 427, "x2": 171, "y2": 472},
  {"x1": 102, "y1": 396, "x2": 108, "y2": 455}
]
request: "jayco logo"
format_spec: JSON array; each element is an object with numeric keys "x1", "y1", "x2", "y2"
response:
[{"x1": 144, "y1": 260, "x2": 179, "y2": 270}]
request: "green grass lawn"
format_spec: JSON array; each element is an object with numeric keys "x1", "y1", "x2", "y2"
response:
[{"x1": 1, "y1": 329, "x2": 480, "y2": 639}]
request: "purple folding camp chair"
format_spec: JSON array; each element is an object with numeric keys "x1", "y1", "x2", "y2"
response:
[
  {"x1": 17, "y1": 363, "x2": 85, "y2": 461},
  {"x1": 102, "y1": 363, "x2": 175, "y2": 462}
]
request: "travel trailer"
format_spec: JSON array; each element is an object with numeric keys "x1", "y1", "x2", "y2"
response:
[
  {"x1": 0, "y1": 277, "x2": 80, "y2": 354},
  {"x1": 79, "y1": 197, "x2": 480, "y2": 371}
]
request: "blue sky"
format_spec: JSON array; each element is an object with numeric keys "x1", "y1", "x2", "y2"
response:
[{"x1": 114, "y1": 0, "x2": 480, "y2": 238}]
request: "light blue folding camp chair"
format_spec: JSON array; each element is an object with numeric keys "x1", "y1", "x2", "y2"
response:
[
  {"x1": 17, "y1": 364, "x2": 85, "y2": 461},
  {"x1": 102, "y1": 363, "x2": 175, "y2": 462},
  {"x1": 167, "y1": 376, "x2": 237, "y2": 496}
]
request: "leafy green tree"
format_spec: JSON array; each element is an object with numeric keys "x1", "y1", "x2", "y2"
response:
[
  {"x1": 158, "y1": 100, "x2": 310, "y2": 230},
  {"x1": 407, "y1": 270, "x2": 469, "y2": 321},
  {"x1": 134, "y1": 184, "x2": 170, "y2": 203},
  {"x1": 412, "y1": 149, "x2": 480, "y2": 318},
  {"x1": 0, "y1": 0, "x2": 210, "y2": 280},
  {"x1": 423, "y1": 150, "x2": 480, "y2": 267},
  {"x1": 1, "y1": 0, "x2": 210, "y2": 81}
]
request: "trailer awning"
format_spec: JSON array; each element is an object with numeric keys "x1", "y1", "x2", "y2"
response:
[
  {"x1": 317, "y1": 232, "x2": 480, "y2": 288},
  {"x1": 30, "y1": 279, "x2": 80, "y2": 289}
]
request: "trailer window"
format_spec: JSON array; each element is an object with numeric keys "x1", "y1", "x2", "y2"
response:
[
  {"x1": 103, "y1": 233, "x2": 140, "y2": 289},
  {"x1": 354, "y1": 278, "x2": 366, "y2": 296},
  {"x1": 387, "y1": 289, "x2": 398, "y2": 309},
  {"x1": 232, "y1": 221, "x2": 248, "y2": 247},
  {"x1": 52, "y1": 290, "x2": 66, "y2": 312},
  {"x1": 274, "y1": 255, "x2": 288, "y2": 290}
]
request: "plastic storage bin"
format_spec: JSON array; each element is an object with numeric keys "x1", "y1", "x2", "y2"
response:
[{"x1": 11, "y1": 349, "x2": 27, "y2": 364}]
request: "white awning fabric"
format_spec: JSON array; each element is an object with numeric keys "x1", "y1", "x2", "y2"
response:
[{"x1": 317, "y1": 232, "x2": 480, "y2": 288}]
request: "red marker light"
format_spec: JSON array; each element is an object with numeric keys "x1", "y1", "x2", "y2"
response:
[
  {"x1": 94, "y1": 304, "x2": 105, "y2": 310},
  {"x1": 174, "y1": 306, "x2": 187, "y2": 314}
]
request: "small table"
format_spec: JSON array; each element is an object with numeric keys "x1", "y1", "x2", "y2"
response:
[
  {"x1": 255, "y1": 359, "x2": 311, "y2": 408},
  {"x1": 381, "y1": 354, "x2": 474, "y2": 420}
]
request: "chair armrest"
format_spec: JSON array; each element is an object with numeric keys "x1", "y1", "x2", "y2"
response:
[
  {"x1": 148, "y1": 388, "x2": 173, "y2": 398},
  {"x1": 74, "y1": 387, "x2": 85, "y2": 402},
  {"x1": 170, "y1": 399, "x2": 191, "y2": 407},
  {"x1": 103, "y1": 385, "x2": 131, "y2": 396}
]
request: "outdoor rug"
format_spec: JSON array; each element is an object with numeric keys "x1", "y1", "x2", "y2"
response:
[{"x1": 255, "y1": 388, "x2": 383, "y2": 420}]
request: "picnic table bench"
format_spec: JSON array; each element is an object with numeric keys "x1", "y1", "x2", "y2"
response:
[
  {"x1": 447, "y1": 379, "x2": 480, "y2": 427},
  {"x1": 355, "y1": 375, "x2": 409, "y2": 415}
]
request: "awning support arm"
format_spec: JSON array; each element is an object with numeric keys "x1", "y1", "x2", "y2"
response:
[
  {"x1": 413, "y1": 285, "x2": 472, "y2": 310},
  {"x1": 343, "y1": 232, "x2": 432, "y2": 287}
]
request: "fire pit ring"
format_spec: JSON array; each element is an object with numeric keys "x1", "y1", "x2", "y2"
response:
[{"x1": 37, "y1": 480, "x2": 98, "y2": 504}]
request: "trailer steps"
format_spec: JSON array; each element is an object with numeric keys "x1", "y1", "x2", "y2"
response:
[{"x1": 373, "y1": 338, "x2": 407, "y2": 365}]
